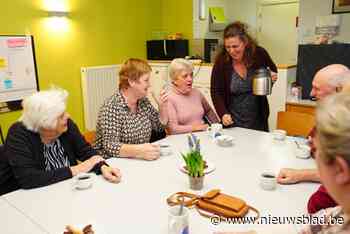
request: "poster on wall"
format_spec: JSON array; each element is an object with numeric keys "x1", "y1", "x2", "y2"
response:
[
  {"x1": 333, "y1": 0, "x2": 350, "y2": 14},
  {"x1": 0, "y1": 35, "x2": 39, "y2": 111}
]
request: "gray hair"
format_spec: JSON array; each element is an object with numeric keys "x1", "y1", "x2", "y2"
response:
[
  {"x1": 168, "y1": 58, "x2": 194, "y2": 81},
  {"x1": 316, "y1": 92, "x2": 350, "y2": 165},
  {"x1": 20, "y1": 88, "x2": 68, "y2": 132}
]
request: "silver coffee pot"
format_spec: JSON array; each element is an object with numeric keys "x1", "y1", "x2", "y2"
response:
[{"x1": 252, "y1": 68, "x2": 272, "y2": 95}]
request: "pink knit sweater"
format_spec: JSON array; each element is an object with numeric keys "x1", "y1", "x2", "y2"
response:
[{"x1": 167, "y1": 87, "x2": 219, "y2": 134}]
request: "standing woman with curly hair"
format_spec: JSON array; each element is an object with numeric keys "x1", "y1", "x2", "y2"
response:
[{"x1": 210, "y1": 21, "x2": 277, "y2": 131}]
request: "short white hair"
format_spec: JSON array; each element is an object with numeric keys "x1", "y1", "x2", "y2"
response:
[
  {"x1": 20, "y1": 88, "x2": 68, "y2": 132},
  {"x1": 168, "y1": 58, "x2": 194, "y2": 81}
]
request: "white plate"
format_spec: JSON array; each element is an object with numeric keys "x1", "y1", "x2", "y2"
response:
[{"x1": 179, "y1": 161, "x2": 215, "y2": 175}]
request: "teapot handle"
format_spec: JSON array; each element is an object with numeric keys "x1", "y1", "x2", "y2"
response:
[
  {"x1": 266, "y1": 66, "x2": 271, "y2": 73},
  {"x1": 267, "y1": 66, "x2": 277, "y2": 84}
]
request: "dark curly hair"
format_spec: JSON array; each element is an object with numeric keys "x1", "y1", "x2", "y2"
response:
[{"x1": 220, "y1": 21, "x2": 258, "y2": 67}]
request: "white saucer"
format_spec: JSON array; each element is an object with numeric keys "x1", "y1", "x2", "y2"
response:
[
  {"x1": 179, "y1": 161, "x2": 216, "y2": 175},
  {"x1": 73, "y1": 183, "x2": 93, "y2": 191}
]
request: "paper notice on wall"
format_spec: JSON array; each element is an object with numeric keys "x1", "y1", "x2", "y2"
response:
[
  {"x1": 6, "y1": 38, "x2": 27, "y2": 48},
  {"x1": 0, "y1": 57, "x2": 6, "y2": 68},
  {"x1": 0, "y1": 36, "x2": 38, "y2": 102},
  {"x1": 316, "y1": 15, "x2": 340, "y2": 27},
  {"x1": 315, "y1": 15, "x2": 340, "y2": 36}
]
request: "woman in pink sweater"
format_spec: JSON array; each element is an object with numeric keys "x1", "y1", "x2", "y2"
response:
[{"x1": 165, "y1": 58, "x2": 219, "y2": 134}]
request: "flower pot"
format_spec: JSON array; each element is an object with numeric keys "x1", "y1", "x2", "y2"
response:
[{"x1": 189, "y1": 176, "x2": 204, "y2": 190}]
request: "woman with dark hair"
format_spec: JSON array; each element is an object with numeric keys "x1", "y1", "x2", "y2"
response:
[{"x1": 210, "y1": 21, "x2": 277, "y2": 131}]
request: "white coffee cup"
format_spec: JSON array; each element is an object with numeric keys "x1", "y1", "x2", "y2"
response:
[
  {"x1": 207, "y1": 123, "x2": 223, "y2": 139},
  {"x1": 215, "y1": 135, "x2": 234, "y2": 147},
  {"x1": 260, "y1": 172, "x2": 277, "y2": 191},
  {"x1": 272, "y1": 129, "x2": 286, "y2": 141},
  {"x1": 295, "y1": 144, "x2": 311, "y2": 159},
  {"x1": 168, "y1": 206, "x2": 189, "y2": 234},
  {"x1": 160, "y1": 144, "x2": 172, "y2": 156},
  {"x1": 74, "y1": 173, "x2": 93, "y2": 190}
]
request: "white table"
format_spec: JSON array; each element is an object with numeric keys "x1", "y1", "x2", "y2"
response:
[
  {"x1": 0, "y1": 198, "x2": 48, "y2": 234},
  {"x1": 1, "y1": 128, "x2": 318, "y2": 234}
]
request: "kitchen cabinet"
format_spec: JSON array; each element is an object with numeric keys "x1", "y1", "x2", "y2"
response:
[
  {"x1": 267, "y1": 65, "x2": 297, "y2": 130},
  {"x1": 193, "y1": 65, "x2": 212, "y2": 86},
  {"x1": 192, "y1": 65, "x2": 217, "y2": 116},
  {"x1": 286, "y1": 102, "x2": 315, "y2": 115},
  {"x1": 148, "y1": 63, "x2": 169, "y2": 109}
]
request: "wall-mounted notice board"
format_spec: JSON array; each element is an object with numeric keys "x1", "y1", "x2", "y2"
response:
[{"x1": 0, "y1": 35, "x2": 39, "y2": 113}]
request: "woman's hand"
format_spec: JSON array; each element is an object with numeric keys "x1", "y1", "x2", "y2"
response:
[
  {"x1": 101, "y1": 165, "x2": 122, "y2": 183},
  {"x1": 70, "y1": 155, "x2": 105, "y2": 176},
  {"x1": 158, "y1": 90, "x2": 169, "y2": 125},
  {"x1": 136, "y1": 143, "x2": 160, "y2": 161},
  {"x1": 271, "y1": 72, "x2": 278, "y2": 82},
  {"x1": 191, "y1": 124, "x2": 208, "y2": 132},
  {"x1": 222, "y1": 114, "x2": 234, "y2": 126}
]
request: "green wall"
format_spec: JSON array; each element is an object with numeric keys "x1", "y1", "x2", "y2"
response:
[
  {"x1": 0, "y1": 0, "x2": 163, "y2": 136},
  {"x1": 161, "y1": 0, "x2": 193, "y2": 41}
]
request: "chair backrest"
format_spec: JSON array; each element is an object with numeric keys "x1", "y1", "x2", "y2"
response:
[
  {"x1": 0, "y1": 144, "x2": 20, "y2": 195},
  {"x1": 277, "y1": 111, "x2": 315, "y2": 138},
  {"x1": 0, "y1": 125, "x2": 5, "y2": 144}
]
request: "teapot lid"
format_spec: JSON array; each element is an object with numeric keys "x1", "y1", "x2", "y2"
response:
[{"x1": 255, "y1": 67, "x2": 271, "y2": 77}]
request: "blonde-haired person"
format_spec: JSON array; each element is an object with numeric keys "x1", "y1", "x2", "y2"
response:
[
  {"x1": 1, "y1": 89, "x2": 121, "y2": 192},
  {"x1": 163, "y1": 58, "x2": 219, "y2": 134},
  {"x1": 299, "y1": 92, "x2": 350, "y2": 234},
  {"x1": 94, "y1": 58, "x2": 168, "y2": 160}
]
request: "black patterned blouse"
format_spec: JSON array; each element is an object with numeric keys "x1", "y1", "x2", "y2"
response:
[{"x1": 94, "y1": 92, "x2": 164, "y2": 158}]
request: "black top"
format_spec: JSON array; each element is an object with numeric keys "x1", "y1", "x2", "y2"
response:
[
  {"x1": 229, "y1": 68, "x2": 262, "y2": 130},
  {"x1": 0, "y1": 144, "x2": 19, "y2": 195},
  {"x1": 1, "y1": 119, "x2": 104, "y2": 191}
]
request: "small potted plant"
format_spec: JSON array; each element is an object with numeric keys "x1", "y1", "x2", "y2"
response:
[{"x1": 182, "y1": 134, "x2": 205, "y2": 190}]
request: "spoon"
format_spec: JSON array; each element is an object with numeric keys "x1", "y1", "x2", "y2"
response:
[{"x1": 294, "y1": 140, "x2": 301, "y2": 149}]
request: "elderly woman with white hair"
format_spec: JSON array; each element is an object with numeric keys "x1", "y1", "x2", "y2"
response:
[
  {"x1": 163, "y1": 58, "x2": 219, "y2": 134},
  {"x1": 1, "y1": 89, "x2": 121, "y2": 191}
]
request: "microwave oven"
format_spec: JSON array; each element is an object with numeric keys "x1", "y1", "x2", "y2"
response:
[{"x1": 146, "y1": 40, "x2": 189, "y2": 60}]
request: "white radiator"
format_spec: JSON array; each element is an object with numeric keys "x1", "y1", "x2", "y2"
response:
[{"x1": 81, "y1": 65, "x2": 120, "y2": 131}]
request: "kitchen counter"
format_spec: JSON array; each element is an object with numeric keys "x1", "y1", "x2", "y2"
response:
[
  {"x1": 148, "y1": 60, "x2": 296, "y2": 69},
  {"x1": 286, "y1": 98, "x2": 316, "y2": 116},
  {"x1": 286, "y1": 98, "x2": 316, "y2": 107}
]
